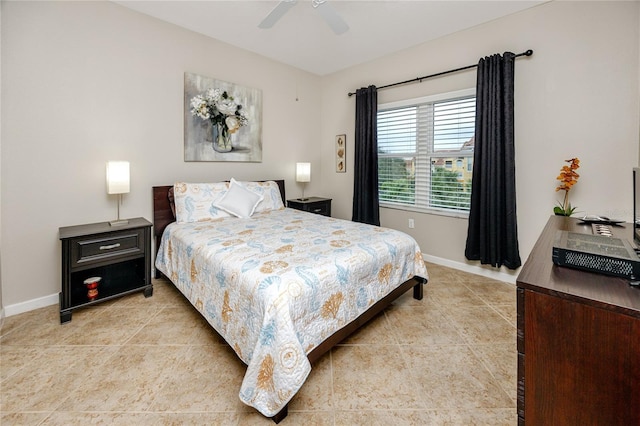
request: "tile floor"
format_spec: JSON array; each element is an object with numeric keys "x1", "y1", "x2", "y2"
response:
[{"x1": 0, "y1": 263, "x2": 517, "y2": 425}]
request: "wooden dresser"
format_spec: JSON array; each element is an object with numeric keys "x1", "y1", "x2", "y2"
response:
[{"x1": 516, "y1": 216, "x2": 640, "y2": 425}]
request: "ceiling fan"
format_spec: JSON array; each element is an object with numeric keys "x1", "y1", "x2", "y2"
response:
[{"x1": 258, "y1": 0, "x2": 349, "y2": 35}]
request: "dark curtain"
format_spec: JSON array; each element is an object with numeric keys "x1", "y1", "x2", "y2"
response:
[
  {"x1": 465, "y1": 52, "x2": 521, "y2": 269},
  {"x1": 352, "y1": 85, "x2": 380, "y2": 226}
]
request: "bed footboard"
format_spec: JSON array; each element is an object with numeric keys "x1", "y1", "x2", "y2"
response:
[
  {"x1": 271, "y1": 405, "x2": 288, "y2": 424},
  {"x1": 413, "y1": 277, "x2": 425, "y2": 299},
  {"x1": 270, "y1": 274, "x2": 427, "y2": 423}
]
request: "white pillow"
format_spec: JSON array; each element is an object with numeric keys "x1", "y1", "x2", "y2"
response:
[
  {"x1": 213, "y1": 178, "x2": 264, "y2": 218},
  {"x1": 173, "y1": 182, "x2": 231, "y2": 223}
]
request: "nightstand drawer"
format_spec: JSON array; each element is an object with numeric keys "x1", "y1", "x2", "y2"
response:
[
  {"x1": 306, "y1": 201, "x2": 330, "y2": 216},
  {"x1": 71, "y1": 229, "x2": 145, "y2": 268},
  {"x1": 287, "y1": 197, "x2": 332, "y2": 217}
]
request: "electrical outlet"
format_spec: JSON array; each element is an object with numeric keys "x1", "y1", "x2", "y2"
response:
[{"x1": 408, "y1": 218, "x2": 415, "y2": 229}]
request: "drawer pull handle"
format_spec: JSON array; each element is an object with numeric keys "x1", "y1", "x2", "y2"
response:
[
  {"x1": 313, "y1": 208, "x2": 322, "y2": 212},
  {"x1": 99, "y1": 243, "x2": 121, "y2": 250}
]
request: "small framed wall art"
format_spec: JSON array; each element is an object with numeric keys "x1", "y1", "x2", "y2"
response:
[{"x1": 335, "y1": 134, "x2": 346, "y2": 173}]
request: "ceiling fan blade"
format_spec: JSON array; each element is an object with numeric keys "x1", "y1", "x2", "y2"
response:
[
  {"x1": 258, "y1": 0, "x2": 298, "y2": 29},
  {"x1": 314, "y1": 1, "x2": 349, "y2": 35}
]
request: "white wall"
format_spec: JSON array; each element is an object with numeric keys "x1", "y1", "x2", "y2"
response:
[
  {"x1": 320, "y1": 1, "x2": 640, "y2": 280},
  {"x1": 1, "y1": 1, "x2": 322, "y2": 310}
]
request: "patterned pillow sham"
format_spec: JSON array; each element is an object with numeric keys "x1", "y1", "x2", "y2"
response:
[
  {"x1": 240, "y1": 180, "x2": 285, "y2": 213},
  {"x1": 173, "y1": 180, "x2": 285, "y2": 223},
  {"x1": 173, "y1": 182, "x2": 231, "y2": 223}
]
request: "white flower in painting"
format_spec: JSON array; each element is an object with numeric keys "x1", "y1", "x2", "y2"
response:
[
  {"x1": 190, "y1": 95, "x2": 210, "y2": 120},
  {"x1": 190, "y1": 89, "x2": 248, "y2": 140},
  {"x1": 225, "y1": 116, "x2": 241, "y2": 134},
  {"x1": 205, "y1": 88, "x2": 222, "y2": 103},
  {"x1": 217, "y1": 97, "x2": 238, "y2": 116}
]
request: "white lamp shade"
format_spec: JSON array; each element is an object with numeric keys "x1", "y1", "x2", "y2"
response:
[
  {"x1": 106, "y1": 161, "x2": 130, "y2": 194},
  {"x1": 296, "y1": 162, "x2": 311, "y2": 183}
]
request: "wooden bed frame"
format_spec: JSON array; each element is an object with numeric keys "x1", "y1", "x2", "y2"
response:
[{"x1": 152, "y1": 181, "x2": 427, "y2": 423}]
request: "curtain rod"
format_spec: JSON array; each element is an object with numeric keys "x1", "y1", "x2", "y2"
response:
[{"x1": 347, "y1": 49, "x2": 533, "y2": 97}]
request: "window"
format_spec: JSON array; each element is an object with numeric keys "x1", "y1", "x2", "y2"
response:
[{"x1": 378, "y1": 89, "x2": 475, "y2": 215}]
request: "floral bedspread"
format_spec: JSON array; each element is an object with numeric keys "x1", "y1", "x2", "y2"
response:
[{"x1": 155, "y1": 208, "x2": 428, "y2": 417}]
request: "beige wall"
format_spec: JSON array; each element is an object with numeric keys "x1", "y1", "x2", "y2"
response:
[
  {"x1": 1, "y1": 1, "x2": 322, "y2": 309},
  {"x1": 320, "y1": 0, "x2": 640, "y2": 279},
  {"x1": 0, "y1": 2, "x2": 3, "y2": 323},
  {"x1": 2, "y1": 1, "x2": 640, "y2": 311}
]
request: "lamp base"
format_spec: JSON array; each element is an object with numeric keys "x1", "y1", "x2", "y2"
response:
[{"x1": 109, "y1": 219, "x2": 129, "y2": 227}]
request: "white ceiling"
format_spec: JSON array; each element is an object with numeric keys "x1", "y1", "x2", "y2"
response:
[{"x1": 114, "y1": 0, "x2": 544, "y2": 76}]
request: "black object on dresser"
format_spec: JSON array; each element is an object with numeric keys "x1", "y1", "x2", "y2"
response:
[
  {"x1": 516, "y1": 216, "x2": 640, "y2": 425},
  {"x1": 287, "y1": 197, "x2": 332, "y2": 217},
  {"x1": 59, "y1": 217, "x2": 153, "y2": 323}
]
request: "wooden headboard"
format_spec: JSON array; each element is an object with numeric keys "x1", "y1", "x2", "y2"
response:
[{"x1": 152, "y1": 180, "x2": 286, "y2": 255}]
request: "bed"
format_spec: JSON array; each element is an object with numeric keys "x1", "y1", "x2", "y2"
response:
[{"x1": 152, "y1": 179, "x2": 428, "y2": 422}]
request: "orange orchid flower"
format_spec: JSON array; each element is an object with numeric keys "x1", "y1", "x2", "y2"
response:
[{"x1": 554, "y1": 158, "x2": 580, "y2": 216}]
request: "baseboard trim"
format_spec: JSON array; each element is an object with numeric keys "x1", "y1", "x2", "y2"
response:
[
  {"x1": 4, "y1": 293, "x2": 58, "y2": 318},
  {"x1": 3, "y1": 257, "x2": 518, "y2": 318},
  {"x1": 423, "y1": 254, "x2": 518, "y2": 284}
]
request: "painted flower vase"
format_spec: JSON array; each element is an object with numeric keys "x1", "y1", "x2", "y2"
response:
[
  {"x1": 212, "y1": 123, "x2": 232, "y2": 153},
  {"x1": 83, "y1": 277, "x2": 101, "y2": 301}
]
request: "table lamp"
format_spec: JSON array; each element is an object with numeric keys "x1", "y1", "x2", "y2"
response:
[
  {"x1": 296, "y1": 162, "x2": 311, "y2": 201},
  {"x1": 106, "y1": 161, "x2": 130, "y2": 226}
]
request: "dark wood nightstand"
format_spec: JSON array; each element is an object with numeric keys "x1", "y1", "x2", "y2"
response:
[
  {"x1": 59, "y1": 217, "x2": 153, "y2": 323},
  {"x1": 287, "y1": 197, "x2": 332, "y2": 217}
]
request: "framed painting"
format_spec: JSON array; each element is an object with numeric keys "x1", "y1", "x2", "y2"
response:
[
  {"x1": 184, "y1": 72, "x2": 262, "y2": 162},
  {"x1": 336, "y1": 134, "x2": 346, "y2": 172}
]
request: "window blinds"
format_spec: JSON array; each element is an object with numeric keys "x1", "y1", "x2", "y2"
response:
[{"x1": 378, "y1": 95, "x2": 475, "y2": 213}]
